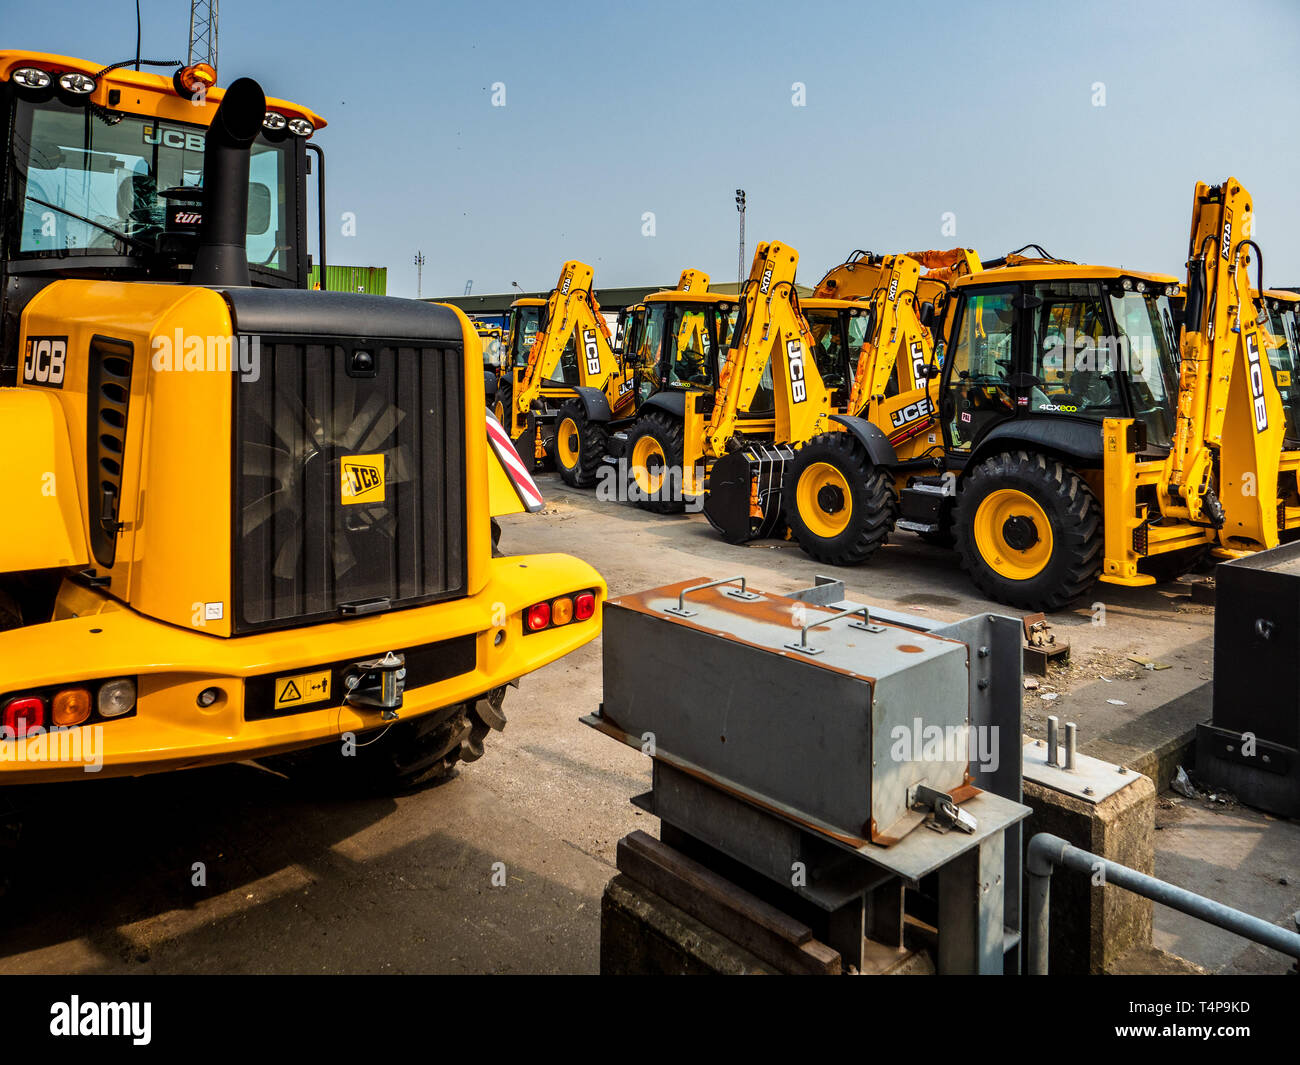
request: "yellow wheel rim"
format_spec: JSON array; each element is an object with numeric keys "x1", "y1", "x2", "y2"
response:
[
  {"x1": 796, "y1": 462, "x2": 853, "y2": 539},
  {"x1": 972, "y1": 489, "x2": 1054, "y2": 580},
  {"x1": 493, "y1": 398, "x2": 507, "y2": 425},
  {"x1": 632, "y1": 435, "x2": 666, "y2": 495},
  {"x1": 557, "y1": 417, "x2": 580, "y2": 468}
]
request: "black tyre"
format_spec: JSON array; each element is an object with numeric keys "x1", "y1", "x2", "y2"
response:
[
  {"x1": 268, "y1": 687, "x2": 509, "y2": 794},
  {"x1": 785, "y1": 433, "x2": 898, "y2": 565},
  {"x1": 492, "y1": 379, "x2": 513, "y2": 429},
  {"x1": 953, "y1": 450, "x2": 1102, "y2": 611},
  {"x1": 552, "y1": 400, "x2": 608, "y2": 488},
  {"x1": 624, "y1": 411, "x2": 687, "y2": 513}
]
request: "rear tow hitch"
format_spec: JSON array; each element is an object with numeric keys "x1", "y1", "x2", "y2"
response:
[{"x1": 342, "y1": 652, "x2": 407, "y2": 720}]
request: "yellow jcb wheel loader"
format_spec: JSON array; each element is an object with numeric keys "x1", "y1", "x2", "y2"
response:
[{"x1": 0, "y1": 51, "x2": 604, "y2": 798}]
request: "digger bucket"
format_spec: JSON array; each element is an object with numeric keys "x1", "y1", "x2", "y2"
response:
[{"x1": 702, "y1": 444, "x2": 793, "y2": 544}]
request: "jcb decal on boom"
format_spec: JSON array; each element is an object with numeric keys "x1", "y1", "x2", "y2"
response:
[
  {"x1": 560, "y1": 276, "x2": 572, "y2": 295},
  {"x1": 1221, "y1": 209, "x2": 1233, "y2": 263},
  {"x1": 909, "y1": 340, "x2": 926, "y2": 385},
  {"x1": 759, "y1": 266, "x2": 773, "y2": 294},
  {"x1": 1246, "y1": 331, "x2": 1268, "y2": 432},
  {"x1": 22, "y1": 335, "x2": 68, "y2": 388},
  {"x1": 787, "y1": 339, "x2": 807, "y2": 403},
  {"x1": 583, "y1": 328, "x2": 602, "y2": 376},
  {"x1": 887, "y1": 277, "x2": 899, "y2": 302}
]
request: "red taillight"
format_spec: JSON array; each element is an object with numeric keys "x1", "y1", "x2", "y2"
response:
[
  {"x1": 574, "y1": 592, "x2": 596, "y2": 621},
  {"x1": 2, "y1": 696, "x2": 46, "y2": 736},
  {"x1": 526, "y1": 602, "x2": 552, "y2": 631}
]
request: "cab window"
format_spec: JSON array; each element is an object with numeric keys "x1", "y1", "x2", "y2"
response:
[
  {"x1": 805, "y1": 310, "x2": 847, "y2": 390},
  {"x1": 1028, "y1": 281, "x2": 1122, "y2": 418},
  {"x1": 946, "y1": 288, "x2": 1016, "y2": 449},
  {"x1": 667, "y1": 307, "x2": 715, "y2": 387}
]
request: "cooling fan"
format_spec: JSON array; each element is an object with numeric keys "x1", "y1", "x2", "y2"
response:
[{"x1": 241, "y1": 386, "x2": 413, "y2": 581}]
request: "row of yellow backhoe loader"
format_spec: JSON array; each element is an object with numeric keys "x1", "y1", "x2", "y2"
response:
[{"x1": 496, "y1": 177, "x2": 1300, "y2": 613}]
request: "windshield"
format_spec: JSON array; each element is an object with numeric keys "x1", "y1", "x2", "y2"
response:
[
  {"x1": 8, "y1": 97, "x2": 296, "y2": 279},
  {"x1": 507, "y1": 305, "x2": 544, "y2": 367},
  {"x1": 1109, "y1": 291, "x2": 1180, "y2": 448}
]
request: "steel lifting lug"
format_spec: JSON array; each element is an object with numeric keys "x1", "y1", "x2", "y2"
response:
[{"x1": 342, "y1": 651, "x2": 407, "y2": 716}]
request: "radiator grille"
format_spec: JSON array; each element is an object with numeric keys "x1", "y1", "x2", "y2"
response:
[{"x1": 233, "y1": 339, "x2": 466, "y2": 632}]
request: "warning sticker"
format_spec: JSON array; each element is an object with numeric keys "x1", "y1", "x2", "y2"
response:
[
  {"x1": 273, "y1": 670, "x2": 332, "y2": 708},
  {"x1": 340, "y1": 454, "x2": 385, "y2": 505}
]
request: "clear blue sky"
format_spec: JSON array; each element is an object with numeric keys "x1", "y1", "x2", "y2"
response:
[{"x1": 10, "y1": 0, "x2": 1300, "y2": 297}]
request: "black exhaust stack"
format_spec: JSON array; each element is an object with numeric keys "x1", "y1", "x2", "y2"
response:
[{"x1": 191, "y1": 76, "x2": 266, "y2": 286}]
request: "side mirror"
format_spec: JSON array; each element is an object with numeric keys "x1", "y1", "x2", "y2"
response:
[
  {"x1": 921, "y1": 363, "x2": 940, "y2": 380},
  {"x1": 918, "y1": 301, "x2": 936, "y2": 329}
]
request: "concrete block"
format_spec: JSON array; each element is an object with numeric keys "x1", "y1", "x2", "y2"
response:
[{"x1": 1022, "y1": 769, "x2": 1156, "y2": 974}]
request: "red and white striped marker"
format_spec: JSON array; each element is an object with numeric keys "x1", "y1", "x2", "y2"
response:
[{"x1": 485, "y1": 409, "x2": 545, "y2": 512}]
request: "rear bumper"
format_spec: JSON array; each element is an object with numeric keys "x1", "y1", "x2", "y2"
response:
[{"x1": 0, "y1": 553, "x2": 603, "y2": 783}]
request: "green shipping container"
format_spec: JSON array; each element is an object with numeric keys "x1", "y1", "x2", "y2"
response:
[{"x1": 308, "y1": 265, "x2": 388, "y2": 295}]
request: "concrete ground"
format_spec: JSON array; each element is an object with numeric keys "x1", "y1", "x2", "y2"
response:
[{"x1": 0, "y1": 474, "x2": 1294, "y2": 974}]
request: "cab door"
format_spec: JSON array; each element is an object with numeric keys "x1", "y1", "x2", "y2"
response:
[{"x1": 940, "y1": 285, "x2": 1020, "y2": 452}]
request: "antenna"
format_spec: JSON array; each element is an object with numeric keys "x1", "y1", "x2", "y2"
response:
[
  {"x1": 414, "y1": 251, "x2": 426, "y2": 298},
  {"x1": 464, "y1": 280, "x2": 473, "y2": 296},
  {"x1": 188, "y1": 0, "x2": 219, "y2": 74}
]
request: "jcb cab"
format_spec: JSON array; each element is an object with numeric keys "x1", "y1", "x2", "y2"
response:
[{"x1": 0, "y1": 51, "x2": 603, "y2": 789}]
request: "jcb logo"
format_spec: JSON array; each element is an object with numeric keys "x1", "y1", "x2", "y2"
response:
[
  {"x1": 1246, "y1": 331, "x2": 1268, "y2": 432},
  {"x1": 22, "y1": 336, "x2": 68, "y2": 388},
  {"x1": 890, "y1": 397, "x2": 933, "y2": 427},
  {"x1": 888, "y1": 277, "x2": 899, "y2": 302},
  {"x1": 583, "y1": 328, "x2": 602, "y2": 376},
  {"x1": 909, "y1": 340, "x2": 926, "y2": 384},
  {"x1": 340, "y1": 454, "x2": 386, "y2": 505},
  {"x1": 142, "y1": 125, "x2": 206, "y2": 152},
  {"x1": 1221, "y1": 210, "x2": 1233, "y2": 262},
  {"x1": 786, "y1": 339, "x2": 807, "y2": 403},
  {"x1": 759, "y1": 266, "x2": 773, "y2": 294}
]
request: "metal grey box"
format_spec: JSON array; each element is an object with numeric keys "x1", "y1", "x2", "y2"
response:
[{"x1": 595, "y1": 577, "x2": 972, "y2": 845}]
